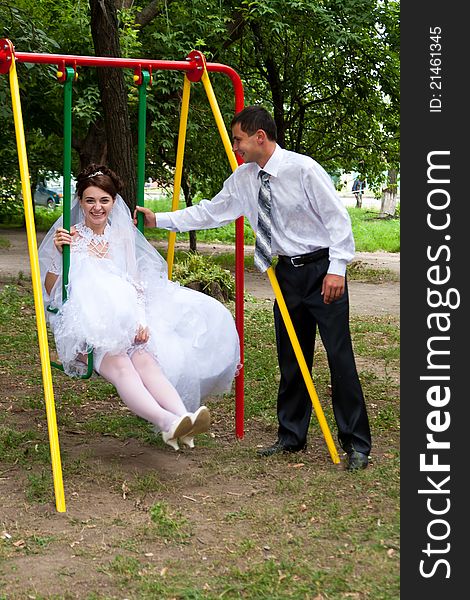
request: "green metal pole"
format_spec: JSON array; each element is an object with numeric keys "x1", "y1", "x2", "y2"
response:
[
  {"x1": 57, "y1": 67, "x2": 93, "y2": 378},
  {"x1": 62, "y1": 67, "x2": 75, "y2": 302},
  {"x1": 136, "y1": 70, "x2": 150, "y2": 234}
]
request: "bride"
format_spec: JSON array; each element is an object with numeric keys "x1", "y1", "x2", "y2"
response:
[{"x1": 38, "y1": 164, "x2": 240, "y2": 450}]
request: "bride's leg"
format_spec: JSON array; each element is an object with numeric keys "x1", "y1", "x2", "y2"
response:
[
  {"x1": 98, "y1": 353, "x2": 179, "y2": 432},
  {"x1": 130, "y1": 350, "x2": 187, "y2": 417},
  {"x1": 131, "y1": 350, "x2": 211, "y2": 449}
]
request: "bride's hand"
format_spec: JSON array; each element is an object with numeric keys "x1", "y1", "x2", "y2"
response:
[
  {"x1": 135, "y1": 325, "x2": 149, "y2": 344},
  {"x1": 53, "y1": 226, "x2": 76, "y2": 253}
]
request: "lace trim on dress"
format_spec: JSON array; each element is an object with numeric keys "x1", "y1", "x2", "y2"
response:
[
  {"x1": 48, "y1": 222, "x2": 110, "y2": 274},
  {"x1": 73, "y1": 222, "x2": 111, "y2": 259}
]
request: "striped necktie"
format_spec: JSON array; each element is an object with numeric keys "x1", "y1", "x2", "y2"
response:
[{"x1": 254, "y1": 170, "x2": 272, "y2": 273}]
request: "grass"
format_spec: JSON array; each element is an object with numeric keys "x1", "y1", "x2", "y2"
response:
[
  {"x1": 82, "y1": 413, "x2": 157, "y2": 441},
  {"x1": 149, "y1": 501, "x2": 190, "y2": 541},
  {"x1": 25, "y1": 469, "x2": 54, "y2": 504},
  {"x1": 348, "y1": 207, "x2": 400, "y2": 253},
  {"x1": 0, "y1": 425, "x2": 54, "y2": 468},
  {"x1": 0, "y1": 282, "x2": 399, "y2": 599},
  {"x1": 351, "y1": 315, "x2": 400, "y2": 361},
  {"x1": 129, "y1": 472, "x2": 168, "y2": 495}
]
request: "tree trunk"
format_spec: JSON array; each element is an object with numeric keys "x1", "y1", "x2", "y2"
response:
[
  {"x1": 380, "y1": 169, "x2": 398, "y2": 217},
  {"x1": 89, "y1": 0, "x2": 137, "y2": 209},
  {"x1": 181, "y1": 170, "x2": 197, "y2": 252},
  {"x1": 250, "y1": 21, "x2": 285, "y2": 147},
  {"x1": 73, "y1": 119, "x2": 108, "y2": 171}
]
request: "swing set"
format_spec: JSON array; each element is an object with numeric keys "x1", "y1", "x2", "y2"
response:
[{"x1": 0, "y1": 38, "x2": 340, "y2": 513}]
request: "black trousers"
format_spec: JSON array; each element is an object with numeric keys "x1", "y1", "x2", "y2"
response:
[{"x1": 273, "y1": 255, "x2": 372, "y2": 454}]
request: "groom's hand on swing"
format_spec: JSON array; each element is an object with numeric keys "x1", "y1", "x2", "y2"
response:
[
  {"x1": 54, "y1": 226, "x2": 76, "y2": 253},
  {"x1": 134, "y1": 206, "x2": 157, "y2": 228}
]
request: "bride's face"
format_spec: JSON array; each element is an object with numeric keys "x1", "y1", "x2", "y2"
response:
[{"x1": 80, "y1": 185, "x2": 115, "y2": 232}]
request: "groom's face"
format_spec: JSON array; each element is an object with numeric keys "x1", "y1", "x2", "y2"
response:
[{"x1": 231, "y1": 123, "x2": 264, "y2": 164}]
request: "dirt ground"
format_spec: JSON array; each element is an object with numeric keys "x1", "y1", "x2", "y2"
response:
[
  {"x1": 0, "y1": 228, "x2": 400, "y2": 599},
  {"x1": 0, "y1": 229, "x2": 399, "y2": 317}
]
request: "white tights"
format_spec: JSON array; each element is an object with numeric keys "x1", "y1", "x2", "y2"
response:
[{"x1": 98, "y1": 349, "x2": 187, "y2": 432}]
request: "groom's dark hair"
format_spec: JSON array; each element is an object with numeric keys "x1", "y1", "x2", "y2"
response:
[{"x1": 231, "y1": 106, "x2": 277, "y2": 141}]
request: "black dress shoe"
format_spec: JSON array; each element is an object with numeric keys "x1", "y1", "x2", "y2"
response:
[
  {"x1": 257, "y1": 440, "x2": 306, "y2": 457},
  {"x1": 346, "y1": 449, "x2": 369, "y2": 471}
]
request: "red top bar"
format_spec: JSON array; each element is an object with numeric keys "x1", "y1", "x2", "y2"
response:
[
  {"x1": 14, "y1": 51, "x2": 240, "y2": 105},
  {"x1": 11, "y1": 49, "x2": 244, "y2": 114},
  {"x1": 15, "y1": 51, "x2": 193, "y2": 71},
  {"x1": 1, "y1": 41, "x2": 244, "y2": 112}
]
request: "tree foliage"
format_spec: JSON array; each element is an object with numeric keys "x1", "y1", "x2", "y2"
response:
[
  {"x1": 1, "y1": 0, "x2": 399, "y2": 218},
  {"x1": 223, "y1": 0, "x2": 400, "y2": 189}
]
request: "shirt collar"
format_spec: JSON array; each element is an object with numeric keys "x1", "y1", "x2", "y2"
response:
[{"x1": 257, "y1": 144, "x2": 283, "y2": 178}]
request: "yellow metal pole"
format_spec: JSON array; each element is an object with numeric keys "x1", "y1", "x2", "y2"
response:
[
  {"x1": 167, "y1": 75, "x2": 191, "y2": 280},
  {"x1": 201, "y1": 70, "x2": 239, "y2": 172},
  {"x1": 267, "y1": 268, "x2": 340, "y2": 464},
  {"x1": 8, "y1": 53, "x2": 66, "y2": 510},
  {"x1": 201, "y1": 67, "x2": 340, "y2": 464}
]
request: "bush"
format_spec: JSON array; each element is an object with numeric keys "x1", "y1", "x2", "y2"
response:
[
  {"x1": 172, "y1": 252, "x2": 235, "y2": 301},
  {"x1": 34, "y1": 206, "x2": 61, "y2": 230},
  {"x1": 0, "y1": 179, "x2": 23, "y2": 223}
]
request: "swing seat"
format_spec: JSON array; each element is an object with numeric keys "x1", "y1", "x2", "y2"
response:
[
  {"x1": 46, "y1": 304, "x2": 94, "y2": 378},
  {"x1": 50, "y1": 350, "x2": 94, "y2": 379}
]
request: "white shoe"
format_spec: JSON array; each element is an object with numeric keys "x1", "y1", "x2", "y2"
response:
[
  {"x1": 180, "y1": 436, "x2": 195, "y2": 449},
  {"x1": 179, "y1": 406, "x2": 211, "y2": 449},
  {"x1": 161, "y1": 415, "x2": 192, "y2": 451}
]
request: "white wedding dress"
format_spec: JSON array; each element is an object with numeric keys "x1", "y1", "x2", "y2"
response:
[{"x1": 39, "y1": 196, "x2": 240, "y2": 413}]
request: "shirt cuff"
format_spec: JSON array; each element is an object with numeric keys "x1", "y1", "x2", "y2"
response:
[
  {"x1": 154, "y1": 212, "x2": 173, "y2": 229},
  {"x1": 327, "y1": 258, "x2": 347, "y2": 277}
]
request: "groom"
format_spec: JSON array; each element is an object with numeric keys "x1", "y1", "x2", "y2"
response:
[{"x1": 135, "y1": 105, "x2": 371, "y2": 471}]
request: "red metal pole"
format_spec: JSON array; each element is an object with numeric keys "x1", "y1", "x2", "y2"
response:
[{"x1": 232, "y1": 97, "x2": 245, "y2": 440}]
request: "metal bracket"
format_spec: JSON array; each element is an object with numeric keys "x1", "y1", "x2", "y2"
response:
[
  {"x1": 56, "y1": 60, "x2": 77, "y2": 83},
  {"x1": 185, "y1": 50, "x2": 206, "y2": 82},
  {"x1": 0, "y1": 38, "x2": 14, "y2": 75},
  {"x1": 133, "y1": 65, "x2": 152, "y2": 86}
]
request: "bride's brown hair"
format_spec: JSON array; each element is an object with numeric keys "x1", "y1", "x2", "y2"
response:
[{"x1": 76, "y1": 164, "x2": 123, "y2": 199}]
